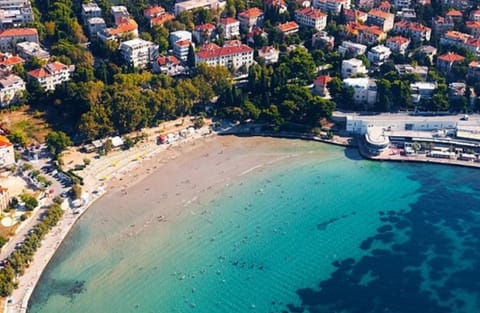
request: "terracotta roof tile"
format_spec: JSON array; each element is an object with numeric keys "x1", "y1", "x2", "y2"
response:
[
  {"x1": 239, "y1": 7, "x2": 264, "y2": 19},
  {"x1": 0, "y1": 28, "x2": 37, "y2": 37},
  {"x1": 438, "y1": 52, "x2": 465, "y2": 62},
  {"x1": 277, "y1": 21, "x2": 299, "y2": 33}
]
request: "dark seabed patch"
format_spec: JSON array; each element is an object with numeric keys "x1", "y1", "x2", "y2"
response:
[{"x1": 285, "y1": 165, "x2": 480, "y2": 313}]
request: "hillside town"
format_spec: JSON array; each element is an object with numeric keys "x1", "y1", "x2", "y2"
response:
[{"x1": 1, "y1": 0, "x2": 480, "y2": 310}]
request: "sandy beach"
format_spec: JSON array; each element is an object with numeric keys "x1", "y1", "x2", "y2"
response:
[{"x1": 6, "y1": 124, "x2": 323, "y2": 313}]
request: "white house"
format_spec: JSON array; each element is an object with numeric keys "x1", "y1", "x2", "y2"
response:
[
  {"x1": 258, "y1": 46, "x2": 279, "y2": 64},
  {"x1": 0, "y1": 135, "x2": 14, "y2": 168},
  {"x1": 295, "y1": 7, "x2": 327, "y2": 31},
  {"x1": 313, "y1": 0, "x2": 351, "y2": 14},
  {"x1": 341, "y1": 58, "x2": 368, "y2": 78},
  {"x1": 0, "y1": 27, "x2": 38, "y2": 51},
  {"x1": 173, "y1": 39, "x2": 193, "y2": 62},
  {"x1": 87, "y1": 17, "x2": 106, "y2": 39},
  {"x1": 410, "y1": 81, "x2": 437, "y2": 103},
  {"x1": 119, "y1": 38, "x2": 158, "y2": 68},
  {"x1": 343, "y1": 77, "x2": 377, "y2": 106},
  {"x1": 386, "y1": 36, "x2": 410, "y2": 54},
  {"x1": 238, "y1": 7, "x2": 264, "y2": 32},
  {"x1": 174, "y1": 0, "x2": 226, "y2": 15},
  {"x1": 81, "y1": 2, "x2": 102, "y2": 22},
  {"x1": 152, "y1": 55, "x2": 185, "y2": 76},
  {"x1": 170, "y1": 30, "x2": 192, "y2": 46},
  {"x1": 218, "y1": 17, "x2": 240, "y2": 39},
  {"x1": 0, "y1": 73, "x2": 25, "y2": 107},
  {"x1": 16, "y1": 41, "x2": 49, "y2": 61},
  {"x1": 338, "y1": 41, "x2": 367, "y2": 57},
  {"x1": 28, "y1": 61, "x2": 72, "y2": 91},
  {"x1": 367, "y1": 45, "x2": 391, "y2": 65}
]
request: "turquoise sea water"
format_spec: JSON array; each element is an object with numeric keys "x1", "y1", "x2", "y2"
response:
[{"x1": 29, "y1": 141, "x2": 480, "y2": 313}]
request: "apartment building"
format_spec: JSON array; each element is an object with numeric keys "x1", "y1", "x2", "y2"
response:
[
  {"x1": 0, "y1": 27, "x2": 38, "y2": 51},
  {"x1": 393, "y1": 21, "x2": 431, "y2": 42},
  {"x1": 218, "y1": 17, "x2": 240, "y2": 39},
  {"x1": 295, "y1": 7, "x2": 327, "y2": 31},
  {"x1": 313, "y1": 0, "x2": 351, "y2": 14},
  {"x1": 195, "y1": 40, "x2": 254, "y2": 70},
  {"x1": 385, "y1": 36, "x2": 410, "y2": 54},
  {"x1": 16, "y1": 41, "x2": 49, "y2": 60},
  {"x1": 28, "y1": 61, "x2": 72, "y2": 91},
  {"x1": 119, "y1": 38, "x2": 158, "y2": 68},
  {"x1": 342, "y1": 58, "x2": 368, "y2": 78},
  {"x1": 0, "y1": 136, "x2": 14, "y2": 168},
  {"x1": 367, "y1": 9, "x2": 394, "y2": 32},
  {"x1": 238, "y1": 7, "x2": 264, "y2": 32},
  {"x1": 81, "y1": 2, "x2": 102, "y2": 22},
  {"x1": 0, "y1": 73, "x2": 25, "y2": 106},
  {"x1": 175, "y1": 0, "x2": 226, "y2": 15}
]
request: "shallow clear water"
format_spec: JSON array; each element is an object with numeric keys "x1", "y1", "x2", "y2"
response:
[{"x1": 28, "y1": 141, "x2": 480, "y2": 313}]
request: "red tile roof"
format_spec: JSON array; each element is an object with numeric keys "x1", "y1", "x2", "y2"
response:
[
  {"x1": 277, "y1": 21, "x2": 299, "y2": 33},
  {"x1": 239, "y1": 7, "x2": 264, "y2": 19},
  {"x1": 265, "y1": 0, "x2": 286, "y2": 6},
  {"x1": 175, "y1": 39, "x2": 191, "y2": 47},
  {"x1": 0, "y1": 28, "x2": 37, "y2": 38},
  {"x1": 466, "y1": 21, "x2": 480, "y2": 29},
  {"x1": 0, "y1": 135, "x2": 12, "y2": 147},
  {"x1": 438, "y1": 52, "x2": 465, "y2": 62},
  {"x1": 108, "y1": 18, "x2": 138, "y2": 36},
  {"x1": 195, "y1": 23, "x2": 216, "y2": 31},
  {"x1": 395, "y1": 21, "x2": 431, "y2": 33},
  {"x1": 220, "y1": 17, "x2": 239, "y2": 25},
  {"x1": 196, "y1": 40, "x2": 253, "y2": 59},
  {"x1": 144, "y1": 6, "x2": 165, "y2": 17},
  {"x1": 28, "y1": 61, "x2": 68, "y2": 79},
  {"x1": 315, "y1": 75, "x2": 332, "y2": 85},
  {"x1": 466, "y1": 37, "x2": 480, "y2": 47},
  {"x1": 387, "y1": 35, "x2": 410, "y2": 45},
  {"x1": 295, "y1": 7, "x2": 327, "y2": 19},
  {"x1": 368, "y1": 9, "x2": 392, "y2": 20},
  {"x1": 157, "y1": 55, "x2": 179, "y2": 65},
  {"x1": 150, "y1": 13, "x2": 174, "y2": 26},
  {"x1": 446, "y1": 9, "x2": 462, "y2": 17},
  {"x1": 0, "y1": 54, "x2": 24, "y2": 66}
]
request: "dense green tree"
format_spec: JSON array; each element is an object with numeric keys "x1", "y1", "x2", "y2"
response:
[{"x1": 46, "y1": 131, "x2": 72, "y2": 156}]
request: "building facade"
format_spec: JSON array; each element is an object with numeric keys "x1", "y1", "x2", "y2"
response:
[
  {"x1": 295, "y1": 7, "x2": 327, "y2": 31},
  {"x1": 0, "y1": 73, "x2": 25, "y2": 107},
  {"x1": 0, "y1": 27, "x2": 38, "y2": 51},
  {"x1": 0, "y1": 135, "x2": 14, "y2": 167},
  {"x1": 28, "y1": 61, "x2": 71, "y2": 91},
  {"x1": 119, "y1": 38, "x2": 158, "y2": 68},
  {"x1": 195, "y1": 40, "x2": 254, "y2": 70}
]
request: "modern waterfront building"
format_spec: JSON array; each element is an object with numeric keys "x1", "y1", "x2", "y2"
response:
[{"x1": 364, "y1": 126, "x2": 390, "y2": 155}]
